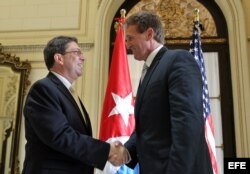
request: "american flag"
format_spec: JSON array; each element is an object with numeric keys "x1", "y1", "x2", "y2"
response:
[{"x1": 189, "y1": 19, "x2": 219, "y2": 174}]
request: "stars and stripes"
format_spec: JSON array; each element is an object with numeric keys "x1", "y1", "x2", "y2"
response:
[{"x1": 189, "y1": 19, "x2": 219, "y2": 174}]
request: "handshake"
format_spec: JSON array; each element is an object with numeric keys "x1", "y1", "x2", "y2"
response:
[{"x1": 108, "y1": 141, "x2": 130, "y2": 166}]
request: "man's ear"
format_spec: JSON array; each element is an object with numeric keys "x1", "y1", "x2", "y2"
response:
[
  {"x1": 54, "y1": 53, "x2": 63, "y2": 65},
  {"x1": 146, "y1": 27, "x2": 154, "y2": 40}
]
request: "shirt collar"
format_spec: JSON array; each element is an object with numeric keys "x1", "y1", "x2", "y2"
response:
[
  {"x1": 145, "y1": 45, "x2": 163, "y2": 67},
  {"x1": 51, "y1": 71, "x2": 72, "y2": 89}
]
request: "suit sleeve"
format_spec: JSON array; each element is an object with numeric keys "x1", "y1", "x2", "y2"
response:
[
  {"x1": 124, "y1": 131, "x2": 138, "y2": 169},
  {"x1": 24, "y1": 81, "x2": 110, "y2": 170},
  {"x1": 166, "y1": 51, "x2": 204, "y2": 174}
]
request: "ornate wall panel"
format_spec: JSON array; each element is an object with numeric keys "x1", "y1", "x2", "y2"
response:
[{"x1": 127, "y1": 0, "x2": 217, "y2": 38}]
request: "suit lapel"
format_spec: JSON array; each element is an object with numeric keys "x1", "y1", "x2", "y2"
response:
[
  {"x1": 47, "y1": 73, "x2": 91, "y2": 134},
  {"x1": 135, "y1": 47, "x2": 168, "y2": 118}
]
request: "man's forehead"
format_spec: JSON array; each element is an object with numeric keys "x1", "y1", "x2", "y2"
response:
[{"x1": 66, "y1": 42, "x2": 80, "y2": 49}]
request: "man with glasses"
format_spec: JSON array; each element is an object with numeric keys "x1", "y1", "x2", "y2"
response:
[{"x1": 22, "y1": 36, "x2": 128, "y2": 174}]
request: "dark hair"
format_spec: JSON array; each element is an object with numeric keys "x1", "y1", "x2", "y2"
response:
[
  {"x1": 43, "y1": 36, "x2": 78, "y2": 70},
  {"x1": 125, "y1": 11, "x2": 164, "y2": 44}
]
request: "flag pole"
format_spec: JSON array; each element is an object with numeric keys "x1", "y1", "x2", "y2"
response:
[
  {"x1": 194, "y1": 8, "x2": 199, "y2": 22},
  {"x1": 114, "y1": 9, "x2": 126, "y2": 32},
  {"x1": 193, "y1": 8, "x2": 204, "y2": 33},
  {"x1": 120, "y1": 9, "x2": 126, "y2": 22},
  {"x1": 194, "y1": 8, "x2": 201, "y2": 34}
]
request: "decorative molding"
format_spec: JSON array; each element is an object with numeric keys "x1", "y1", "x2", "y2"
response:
[
  {"x1": 165, "y1": 38, "x2": 227, "y2": 45},
  {"x1": 128, "y1": 0, "x2": 217, "y2": 38},
  {"x1": 0, "y1": 50, "x2": 31, "y2": 100},
  {"x1": 5, "y1": 76, "x2": 18, "y2": 101},
  {"x1": 14, "y1": 158, "x2": 20, "y2": 174},
  {"x1": 2, "y1": 120, "x2": 13, "y2": 141},
  {"x1": 0, "y1": 46, "x2": 31, "y2": 174},
  {"x1": 216, "y1": 0, "x2": 250, "y2": 157},
  {"x1": 0, "y1": 43, "x2": 94, "y2": 53},
  {"x1": 5, "y1": 76, "x2": 18, "y2": 118}
]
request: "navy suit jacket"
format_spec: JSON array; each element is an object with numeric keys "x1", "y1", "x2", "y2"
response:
[
  {"x1": 125, "y1": 47, "x2": 213, "y2": 174},
  {"x1": 22, "y1": 72, "x2": 110, "y2": 174}
]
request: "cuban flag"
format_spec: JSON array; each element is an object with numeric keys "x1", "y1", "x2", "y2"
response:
[{"x1": 96, "y1": 16, "x2": 139, "y2": 174}]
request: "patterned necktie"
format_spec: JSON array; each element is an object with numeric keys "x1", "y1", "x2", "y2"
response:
[
  {"x1": 141, "y1": 63, "x2": 148, "y2": 83},
  {"x1": 69, "y1": 86, "x2": 86, "y2": 124}
]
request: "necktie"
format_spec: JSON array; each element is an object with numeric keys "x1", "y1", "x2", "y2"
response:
[
  {"x1": 141, "y1": 63, "x2": 148, "y2": 83},
  {"x1": 69, "y1": 86, "x2": 87, "y2": 124}
]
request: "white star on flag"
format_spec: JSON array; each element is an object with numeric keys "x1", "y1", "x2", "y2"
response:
[{"x1": 108, "y1": 92, "x2": 134, "y2": 127}]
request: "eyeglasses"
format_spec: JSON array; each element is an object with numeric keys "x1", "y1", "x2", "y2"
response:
[{"x1": 63, "y1": 50, "x2": 83, "y2": 56}]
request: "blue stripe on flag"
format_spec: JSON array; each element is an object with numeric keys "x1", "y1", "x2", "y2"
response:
[{"x1": 116, "y1": 164, "x2": 139, "y2": 174}]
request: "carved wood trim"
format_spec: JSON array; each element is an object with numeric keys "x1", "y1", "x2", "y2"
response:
[
  {"x1": 0, "y1": 44, "x2": 31, "y2": 174},
  {"x1": 1, "y1": 43, "x2": 94, "y2": 53}
]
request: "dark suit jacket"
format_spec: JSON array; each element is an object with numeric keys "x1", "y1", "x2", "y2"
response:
[
  {"x1": 22, "y1": 72, "x2": 110, "y2": 174},
  {"x1": 125, "y1": 47, "x2": 213, "y2": 174}
]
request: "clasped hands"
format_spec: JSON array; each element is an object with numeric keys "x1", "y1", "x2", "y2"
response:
[{"x1": 108, "y1": 141, "x2": 130, "y2": 166}]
